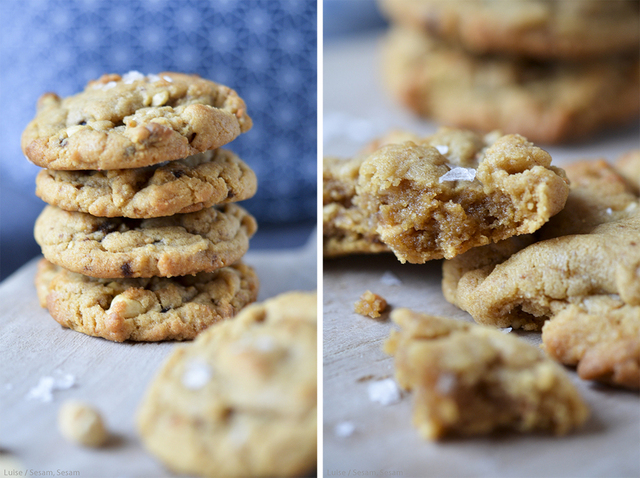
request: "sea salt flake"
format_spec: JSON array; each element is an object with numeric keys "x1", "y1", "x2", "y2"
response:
[
  {"x1": 122, "y1": 70, "x2": 145, "y2": 84},
  {"x1": 439, "y1": 167, "x2": 477, "y2": 183},
  {"x1": 163, "y1": 75, "x2": 173, "y2": 82},
  {"x1": 501, "y1": 327, "x2": 512, "y2": 334},
  {"x1": 436, "y1": 373, "x2": 456, "y2": 395},
  {"x1": 606, "y1": 208, "x2": 613, "y2": 215},
  {"x1": 26, "y1": 373, "x2": 76, "y2": 403},
  {"x1": 182, "y1": 360, "x2": 212, "y2": 390},
  {"x1": 335, "y1": 421, "x2": 355, "y2": 437},
  {"x1": 102, "y1": 81, "x2": 117, "y2": 90},
  {"x1": 380, "y1": 271, "x2": 402, "y2": 286},
  {"x1": 147, "y1": 73, "x2": 161, "y2": 83},
  {"x1": 435, "y1": 145, "x2": 449, "y2": 155},
  {"x1": 368, "y1": 378, "x2": 401, "y2": 406}
]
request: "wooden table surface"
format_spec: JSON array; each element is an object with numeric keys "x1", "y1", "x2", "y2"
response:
[{"x1": 0, "y1": 237, "x2": 316, "y2": 477}]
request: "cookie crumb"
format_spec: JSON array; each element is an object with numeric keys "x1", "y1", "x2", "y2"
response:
[
  {"x1": 58, "y1": 401, "x2": 109, "y2": 447},
  {"x1": 380, "y1": 271, "x2": 402, "y2": 286},
  {"x1": 355, "y1": 290, "x2": 387, "y2": 318},
  {"x1": 368, "y1": 378, "x2": 401, "y2": 406},
  {"x1": 334, "y1": 421, "x2": 356, "y2": 438}
]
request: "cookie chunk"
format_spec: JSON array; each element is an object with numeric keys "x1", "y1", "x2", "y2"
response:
[
  {"x1": 35, "y1": 149, "x2": 257, "y2": 218},
  {"x1": 324, "y1": 128, "x2": 569, "y2": 263},
  {"x1": 34, "y1": 204, "x2": 257, "y2": 278},
  {"x1": 137, "y1": 291, "x2": 317, "y2": 477},
  {"x1": 384, "y1": 308, "x2": 590, "y2": 439},
  {"x1": 380, "y1": 0, "x2": 640, "y2": 59},
  {"x1": 382, "y1": 27, "x2": 640, "y2": 144},
  {"x1": 616, "y1": 150, "x2": 640, "y2": 194},
  {"x1": 542, "y1": 296, "x2": 639, "y2": 390},
  {"x1": 443, "y1": 157, "x2": 640, "y2": 331},
  {"x1": 22, "y1": 72, "x2": 252, "y2": 170},
  {"x1": 35, "y1": 259, "x2": 259, "y2": 342}
]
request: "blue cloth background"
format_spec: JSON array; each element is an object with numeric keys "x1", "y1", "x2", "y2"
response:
[{"x1": 0, "y1": 0, "x2": 317, "y2": 280}]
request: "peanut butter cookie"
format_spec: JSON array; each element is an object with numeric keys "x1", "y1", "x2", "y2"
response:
[
  {"x1": 443, "y1": 156, "x2": 640, "y2": 389},
  {"x1": 382, "y1": 27, "x2": 640, "y2": 144},
  {"x1": 380, "y1": 0, "x2": 640, "y2": 59},
  {"x1": 35, "y1": 149, "x2": 257, "y2": 218},
  {"x1": 34, "y1": 204, "x2": 257, "y2": 278},
  {"x1": 137, "y1": 291, "x2": 317, "y2": 477},
  {"x1": 324, "y1": 128, "x2": 569, "y2": 263},
  {"x1": 35, "y1": 259, "x2": 259, "y2": 342},
  {"x1": 22, "y1": 72, "x2": 252, "y2": 170},
  {"x1": 384, "y1": 308, "x2": 590, "y2": 439}
]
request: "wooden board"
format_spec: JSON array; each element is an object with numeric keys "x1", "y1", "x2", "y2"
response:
[{"x1": 0, "y1": 237, "x2": 316, "y2": 477}]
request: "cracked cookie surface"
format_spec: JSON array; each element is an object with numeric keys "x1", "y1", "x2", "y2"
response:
[
  {"x1": 380, "y1": 0, "x2": 640, "y2": 59},
  {"x1": 443, "y1": 155, "x2": 640, "y2": 388},
  {"x1": 35, "y1": 259, "x2": 259, "y2": 342},
  {"x1": 22, "y1": 72, "x2": 252, "y2": 170},
  {"x1": 137, "y1": 291, "x2": 317, "y2": 477},
  {"x1": 35, "y1": 149, "x2": 257, "y2": 218},
  {"x1": 324, "y1": 128, "x2": 569, "y2": 263},
  {"x1": 382, "y1": 27, "x2": 640, "y2": 144},
  {"x1": 34, "y1": 204, "x2": 257, "y2": 278},
  {"x1": 384, "y1": 308, "x2": 589, "y2": 440}
]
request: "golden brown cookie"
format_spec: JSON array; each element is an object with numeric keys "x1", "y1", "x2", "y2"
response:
[
  {"x1": 384, "y1": 308, "x2": 590, "y2": 439},
  {"x1": 137, "y1": 291, "x2": 317, "y2": 477},
  {"x1": 324, "y1": 128, "x2": 569, "y2": 263},
  {"x1": 34, "y1": 204, "x2": 257, "y2": 278},
  {"x1": 35, "y1": 259, "x2": 259, "y2": 342},
  {"x1": 22, "y1": 72, "x2": 252, "y2": 170},
  {"x1": 382, "y1": 27, "x2": 640, "y2": 144},
  {"x1": 380, "y1": 0, "x2": 640, "y2": 59},
  {"x1": 542, "y1": 296, "x2": 639, "y2": 390},
  {"x1": 443, "y1": 157, "x2": 640, "y2": 331},
  {"x1": 35, "y1": 149, "x2": 257, "y2": 218}
]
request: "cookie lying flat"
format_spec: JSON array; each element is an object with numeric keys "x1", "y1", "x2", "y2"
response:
[
  {"x1": 542, "y1": 296, "x2": 639, "y2": 390},
  {"x1": 137, "y1": 291, "x2": 317, "y2": 477},
  {"x1": 22, "y1": 72, "x2": 252, "y2": 170},
  {"x1": 443, "y1": 157, "x2": 640, "y2": 331},
  {"x1": 34, "y1": 204, "x2": 257, "y2": 278},
  {"x1": 35, "y1": 259, "x2": 258, "y2": 342},
  {"x1": 384, "y1": 308, "x2": 589, "y2": 439},
  {"x1": 35, "y1": 149, "x2": 257, "y2": 218},
  {"x1": 382, "y1": 27, "x2": 640, "y2": 144},
  {"x1": 324, "y1": 127, "x2": 569, "y2": 263},
  {"x1": 380, "y1": 0, "x2": 640, "y2": 59}
]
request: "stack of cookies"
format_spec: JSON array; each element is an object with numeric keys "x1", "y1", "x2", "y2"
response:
[
  {"x1": 24, "y1": 71, "x2": 260, "y2": 342},
  {"x1": 379, "y1": 0, "x2": 640, "y2": 143}
]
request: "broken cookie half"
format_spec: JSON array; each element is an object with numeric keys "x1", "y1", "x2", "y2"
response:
[
  {"x1": 323, "y1": 127, "x2": 569, "y2": 263},
  {"x1": 384, "y1": 308, "x2": 589, "y2": 440}
]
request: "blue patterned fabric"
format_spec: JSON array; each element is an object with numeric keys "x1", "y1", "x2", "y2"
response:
[{"x1": 0, "y1": 0, "x2": 317, "y2": 224}]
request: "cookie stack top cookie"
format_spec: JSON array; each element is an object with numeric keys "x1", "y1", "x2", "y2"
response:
[
  {"x1": 379, "y1": 0, "x2": 640, "y2": 143},
  {"x1": 27, "y1": 72, "x2": 260, "y2": 342}
]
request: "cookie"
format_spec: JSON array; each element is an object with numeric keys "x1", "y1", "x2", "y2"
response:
[
  {"x1": 542, "y1": 296, "x2": 639, "y2": 390},
  {"x1": 382, "y1": 27, "x2": 640, "y2": 144},
  {"x1": 324, "y1": 128, "x2": 569, "y2": 263},
  {"x1": 22, "y1": 72, "x2": 252, "y2": 170},
  {"x1": 380, "y1": 0, "x2": 640, "y2": 59},
  {"x1": 137, "y1": 291, "x2": 317, "y2": 477},
  {"x1": 616, "y1": 150, "x2": 640, "y2": 194},
  {"x1": 443, "y1": 157, "x2": 640, "y2": 332},
  {"x1": 384, "y1": 308, "x2": 589, "y2": 439},
  {"x1": 35, "y1": 149, "x2": 257, "y2": 218},
  {"x1": 34, "y1": 204, "x2": 257, "y2": 278},
  {"x1": 35, "y1": 259, "x2": 259, "y2": 342}
]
